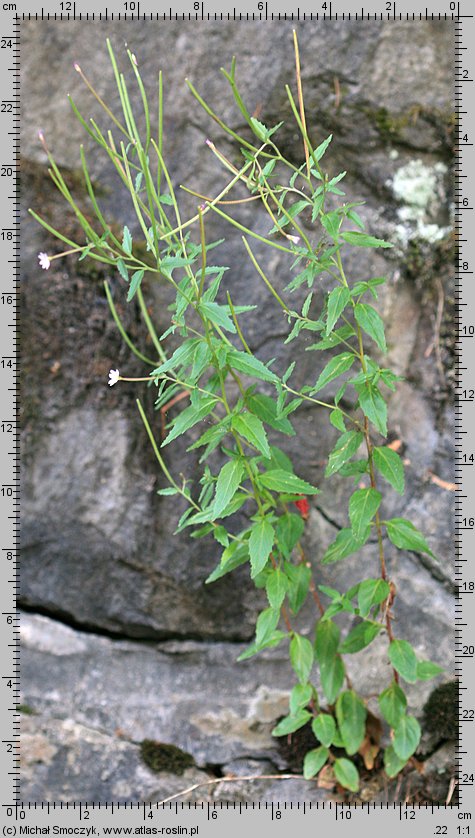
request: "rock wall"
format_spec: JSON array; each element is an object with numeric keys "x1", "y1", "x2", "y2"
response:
[{"x1": 20, "y1": 19, "x2": 455, "y2": 802}]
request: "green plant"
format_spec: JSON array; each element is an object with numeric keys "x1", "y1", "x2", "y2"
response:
[{"x1": 31, "y1": 33, "x2": 444, "y2": 794}]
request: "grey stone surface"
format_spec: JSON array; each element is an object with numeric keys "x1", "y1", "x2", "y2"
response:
[{"x1": 20, "y1": 20, "x2": 454, "y2": 802}]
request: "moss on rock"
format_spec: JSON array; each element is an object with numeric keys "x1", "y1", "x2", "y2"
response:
[{"x1": 140, "y1": 740, "x2": 195, "y2": 775}]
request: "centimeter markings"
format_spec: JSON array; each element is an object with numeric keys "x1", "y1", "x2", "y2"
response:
[{"x1": 0, "y1": 0, "x2": 469, "y2": 813}]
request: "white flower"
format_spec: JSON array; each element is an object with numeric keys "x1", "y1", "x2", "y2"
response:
[
  {"x1": 108, "y1": 369, "x2": 120, "y2": 387},
  {"x1": 38, "y1": 252, "x2": 51, "y2": 270},
  {"x1": 286, "y1": 234, "x2": 300, "y2": 245}
]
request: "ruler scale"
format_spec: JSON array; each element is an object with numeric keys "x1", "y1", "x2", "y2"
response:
[{"x1": 1, "y1": 0, "x2": 471, "y2": 831}]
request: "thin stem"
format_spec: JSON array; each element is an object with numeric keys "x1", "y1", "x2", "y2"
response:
[
  {"x1": 293, "y1": 30, "x2": 310, "y2": 179},
  {"x1": 104, "y1": 281, "x2": 157, "y2": 366}
]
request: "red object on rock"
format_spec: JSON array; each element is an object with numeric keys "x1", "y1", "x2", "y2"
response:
[{"x1": 294, "y1": 496, "x2": 310, "y2": 520}]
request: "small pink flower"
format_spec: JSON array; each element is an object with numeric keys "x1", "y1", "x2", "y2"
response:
[
  {"x1": 38, "y1": 252, "x2": 51, "y2": 270},
  {"x1": 286, "y1": 234, "x2": 300, "y2": 245}
]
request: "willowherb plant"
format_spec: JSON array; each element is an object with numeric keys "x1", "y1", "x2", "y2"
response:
[{"x1": 32, "y1": 33, "x2": 444, "y2": 793}]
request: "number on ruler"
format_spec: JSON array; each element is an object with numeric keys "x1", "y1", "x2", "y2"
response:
[
  {"x1": 0, "y1": 39, "x2": 13, "y2": 49},
  {"x1": 60, "y1": 2, "x2": 72, "y2": 9},
  {"x1": 386, "y1": 1, "x2": 391, "y2": 9},
  {"x1": 1, "y1": 166, "x2": 13, "y2": 177},
  {"x1": 1, "y1": 103, "x2": 13, "y2": 113},
  {"x1": 124, "y1": 1, "x2": 137, "y2": 9}
]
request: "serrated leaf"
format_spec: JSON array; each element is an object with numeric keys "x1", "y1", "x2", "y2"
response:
[
  {"x1": 325, "y1": 431, "x2": 364, "y2": 477},
  {"x1": 339, "y1": 621, "x2": 381, "y2": 654},
  {"x1": 326, "y1": 287, "x2": 351, "y2": 335},
  {"x1": 271, "y1": 709, "x2": 312, "y2": 737},
  {"x1": 312, "y1": 714, "x2": 336, "y2": 748},
  {"x1": 227, "y1": 349, "x2": 278, "y2": 383},
  {"x1": 313, "y1": 134, "x2": 332, "y2": 161},
  {"x1": 336, "y1": 690, "x2": 367, "y2": 755},
  {"x1": 255, "y1": 606, "x2": 280, "y2": 646},
  {"x1": 373, "y1": 447, "x2": 405, "y2": 495},
  {"x1": 357, "y1": 578, "x2": 390, "y2": 618},
  {"x1": 355, "y1": 303, "x2": 387, "y2": 353},
  {"x1": 378, "y1": 681, "x2": 407, "y2": 728},
  {"x1": 315, "y1": 619, "x2": 341, "y2": 664},
  {"x1": 289, "y1": 682, "x2": 313, "y2": 716},
  {"x1": 416, "y1": 660, "x2": 444, "y2": 680},
  {"x1": 393, "y1": 715, "x2": 421, "y2": 760},
  {"x1": 259, "y1": 469, "x2": 320, "y2": 496},
  {"x1": 162, "y1": 395, "x2": 218, "y2": 447},
  {"x1": 386, "y1": 518, "x2": 436, "y2": 559},
  {"x1": 357, "y1": 382, "x2": 388, "y2": 436},
  {"x1": 321, "y1": 526, "x2": 370, "y2": 564},
  {"x1": 237, "y1": 630, "x2": 287, "y2": 661},
  {"x1": 313, "y1": 352, "x2": 355, "y2": 393},
  {"x1": 340, "y1": 231, "x2": 393, "y2": 248},
  {"x1": 388, "y1": 639, "x2": 418, "y2": 683},
  {"x1": 246, "y1": 394, "x2": 295, "y2": 436},
  {"x1": 276, "y1": 513, "x2": 305, "y2": 559},
  {"x1": 333, "y1": 758, "x2": 359, "y2": 792},
  {"x1": 117, "y1": 257, "x2": 129, "y2": 282},
  {"x1": 199, "y1": 301, "x2": 236, "y2": 333},
  {"x1": 266, "y1": 567, "x2": 288, "y2": 609},
  {"x1": 249, "y1": 519, "x2": 275, "y2": 578},
  {"x1": 205, "y1": 541, "x2": 249, "y2": 584},
  {"x1": 126, "y1": 269, "x2": 145, "y2": 302},
  {"x1": 329, "y1": 409, "x2": 346, "y2": 432},
  {"x1": 285, "y1": 562, "x2": 311, "y2": 615},
  {"x1": 384, "y1": 745, "x2": 408, "y2": 778},
  {"x1": 321, "y1": 210, "x2": 341, "y2": 241},
  {"x1": 232, "y1": 412, "x2": 271, "y2": 458},
  {"x1": 348, "y1": 488, "x2": 382, "y2": 542},
  {"x1": 303, "y1": 746, "x2": 329, "y2": 779},
  {"x1": 122, "y1": 225, "x2": 132, "y2": 255},
  {"x1": 290, "y1": 633, "x2": 314, "y2": 685},
  {"x1": 213, "y1": 459, "x2": 245, "y2": 519}
]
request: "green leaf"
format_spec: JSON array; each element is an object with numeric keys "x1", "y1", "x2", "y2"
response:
[
  {"x1": 416, "y1": 660, "x2": 444, "y2": 681},
  {"x1": 312, "y1": 714, "x2": 336, "y2": 748},
  {"x1": 326, "y1": 287, "x2": 351, "y2": 335},
  {"x1": 266, "y1": 567, "x2": 288, "y2": 609},
  {"x1": 126, "y1": 269, "x2": 145, "y2": 303},
  {"x1": 227, "y1": 349, "x2": 278, "y2": 383},
  {"x1": 246, "y1": 394, "x2": 295, "y2": 436},
  {"x1": 388, "y1": 639, "x2": 418, "y2": 683},
  {"x1": 315, "y1": 619, "x2": 340, "y2": 664},
  {"x1": 357, "y1": 578, "x2": 390, "y2": 618},
  {"x1": 333, "y1": 758, "x2": 359, "y2": 792},
  {"x1": 151, "y1": 338, "x2": 201, "y2": 376},
  {"x1": 386, "y1": 518, "x2": 436, "y2": 559},
  {"x1": 249, "y1": 519, "x2": 275, "y2": 578},
  {"x1": 321, "y1": 656, "x2": 345, "y2": 705},
  {"x1": 276, "y1": 513, "x2": 305, "y2": 559},
  {"x1": 373, "y1": 447, "x2": 405, "y2": 495},
  {"x1": 329, "y1": 409, "x2": 346, "y2": 432},
  {"x1": 356, "y1": 382, "x2": 388, "y2": 436},
  {"x1": 255, "y1": 606, "x2": 280, "y2": 647},
  {"x1": 340, "y1": 231, "x2": 393, "y2": 248},
  {"x1": 313, "y1": 352, "x2": 355, "y2": 393},
  {"x1": 393, "y1": 715, "x2": 421, "y2": 761},
  {"x1": 237, "y1": 630, "x2": 287, "y2": 661},
  {"x1": 289, "y1": 683, "x2": 313, "y2": 716},
  {"x1": 232, "y1": 413, "x2": 271, "y2": 458},
  {"x1": 259, "y1": 469, "x2": 320, "y2": 496},
  {"x1": 321, "y1": 210, "x2": 341, "y2": 241},
  {"x1": 117, "y1": 257, "x2": 129, "y2": 282},
  {"x1": 378, "y1": 681, "x2": 407, "y2": 728},
  {"x1": 199, "y1": 301, "x2": 236, "y2": 333},
  {"x1": 205, "y1": 541, "x2": 249, "y2": 583},
  {"x1": 348, "y1": 488, "x2": 382, "y2": 542},
  {"x1": 156, "y1": 487, "x2": 179, "y2": 496},
  {"x1": 325, "y1": 431, "x2": 364, "y2": 477},
  {"x1": 384, "y1": 745, "x2": 408, "y2": 778},
  {"x1": 271, "y1": 710, "x2": 312, "y2": 737},
  {"x1": 213, "y1": 459, "x2": 245, "y2": 519},
  {"x1": 313, "y1": 134, "x2": 332, "y2": 161},
  {"x1": 339, "y1": 621, "x2": 381, "y2": 654},
  {"x1": 122, "y1": 225, "x2": 132, "y2": 255},
  {"x1": 336, "y1": 690, "x2": 366, "y2": 755},
  {"x1": 162, "y1": 395, "x2": 218, "y2": 448},
  {"x1": 354, "y1": 303, "x2": 387, "y2": 353},
  {"x1": 285, "y1": 562, "x2": 311, "y2": 615},
  {"x1": 321, "y1": 527, "x2": 370, "y2": 564},
  {"x1": 290, "y1": 633, "x2": 314, "y2": 685},
  {"x1": 303, "y1": 747, "x2": 329, "y2": 780}
]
